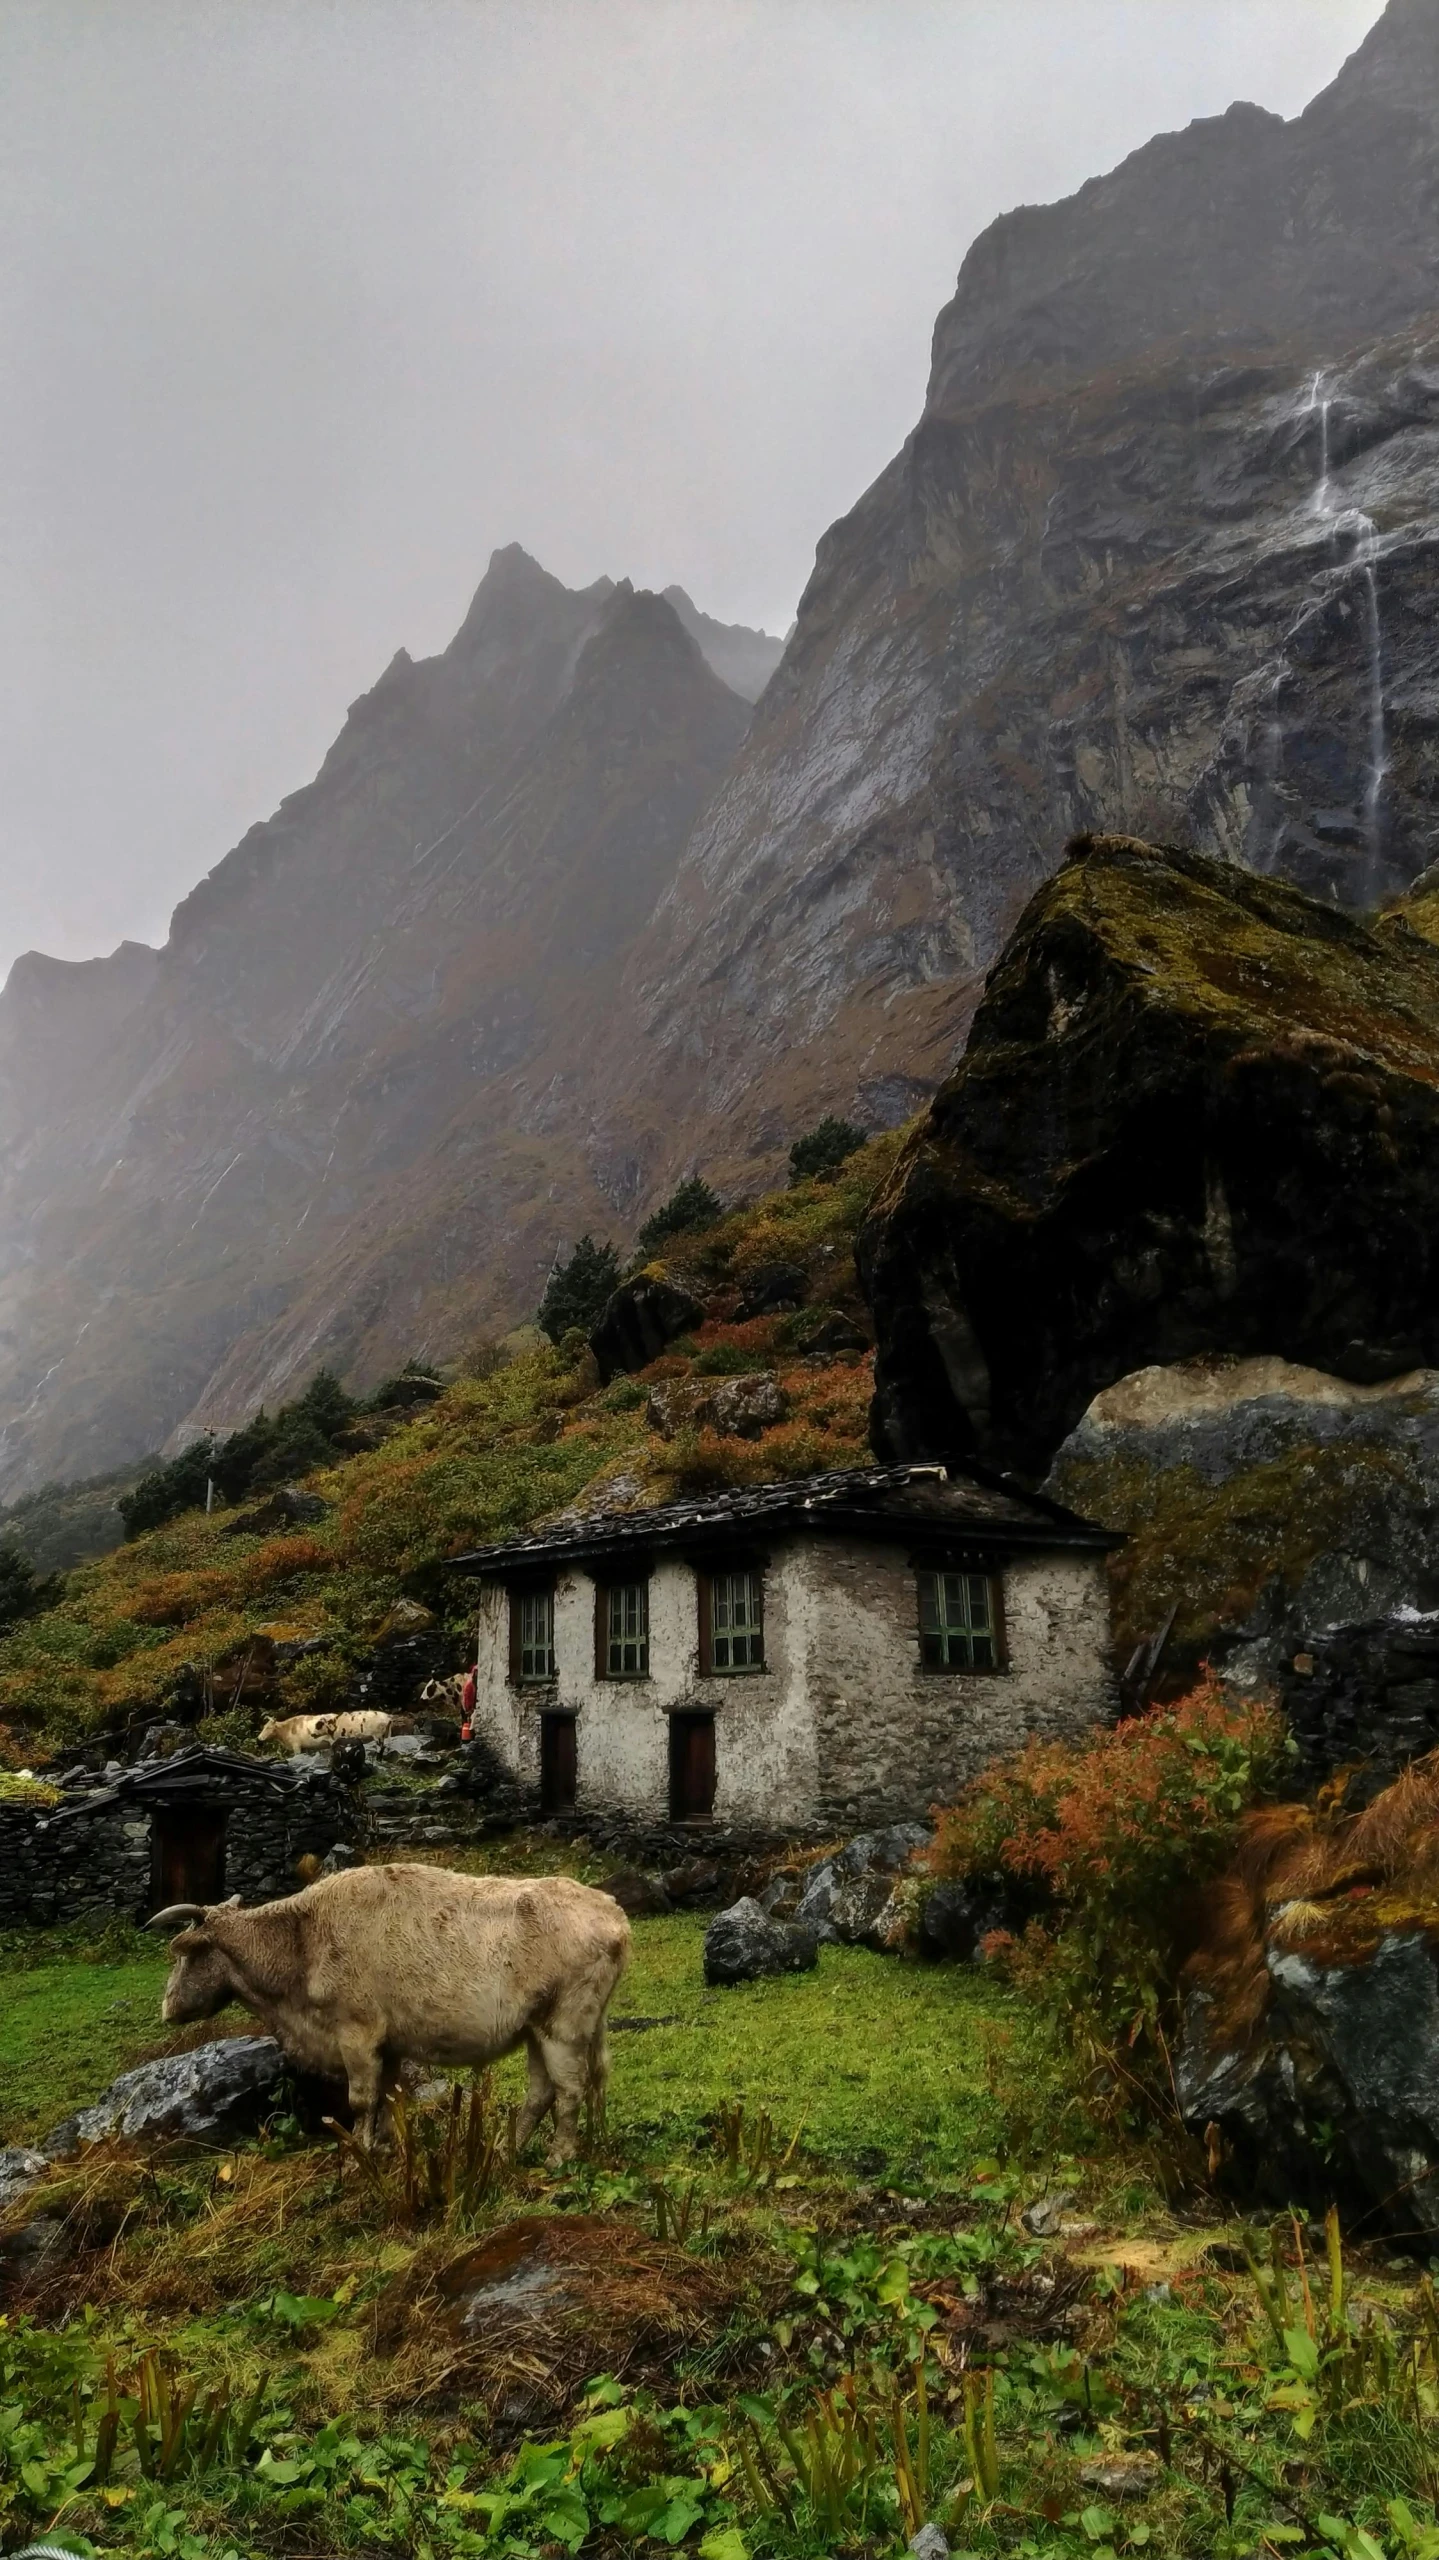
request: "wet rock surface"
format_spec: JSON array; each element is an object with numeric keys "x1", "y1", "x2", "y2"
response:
[
  {"x1": 703, "y1": 1897, "x2": 819, "y2": 1985},
  {"x1": 44, "y1": 2037, "x2": 291, "y2": 2155},
  {"x1": 591, "y1": 1278, "x2": 705, "y2": 1383},
  {"x1": 793, "y1": 1824, "x2": 931, "y2": 1948},
  {"x1": 1177, "y1": 1930, "x2": 1439, "y2": 2246},
  {"x1": 863, "y1": 836, "x2": 1439, "y2": 1476}
]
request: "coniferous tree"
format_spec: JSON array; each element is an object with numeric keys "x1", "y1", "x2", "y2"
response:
[
  {"x1": 537, "y1": 1236, "x2": 622, "y2": 1343},
  {"x1": 788, "y1": 1115, "x2": 866, "y2": 1185},
  {"x1": 635, "y1": 1175, "x2": 722, "y2": 1258}
]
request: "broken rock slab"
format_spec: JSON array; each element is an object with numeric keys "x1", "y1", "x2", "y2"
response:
[{"x1": 704, "y1": 1897, "x2": 818, "y2": 1985}]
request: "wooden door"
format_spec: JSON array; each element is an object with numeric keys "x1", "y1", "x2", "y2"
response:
[
  {"x1": 539, "y1": 1712, "x2": 577, "y2": 1814},
  {"x1": 150, "y1": 1807, "x2": 226, "y2": 1913},
  {"x1": 669, "y1": 1713, "x2": 716, "y2": 1822}
]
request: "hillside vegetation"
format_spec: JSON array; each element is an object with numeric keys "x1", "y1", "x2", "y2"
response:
[{"x1": 0, "y1": 1139, "x2": 897, "y2": 1761}]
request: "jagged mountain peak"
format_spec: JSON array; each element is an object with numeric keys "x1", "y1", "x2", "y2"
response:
[{"x1": 1318, "y1": 0, "x2": 1439, "y2": 119}]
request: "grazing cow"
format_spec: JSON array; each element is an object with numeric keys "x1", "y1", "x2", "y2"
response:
[
  {"x1": 258, "y1": 1710, "x2": 393, "y2": 1754},
  {"x1": 148, "y1": 1862, "x2": 631, "y2": 2161},
  {"x1": 420, "y1": 1675, "x2": 466, "y2": 1712}
]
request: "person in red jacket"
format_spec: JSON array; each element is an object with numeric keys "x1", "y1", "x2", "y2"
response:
[{"x1": 460, "y1": 1663, "x2": 477, "y2": 1742}]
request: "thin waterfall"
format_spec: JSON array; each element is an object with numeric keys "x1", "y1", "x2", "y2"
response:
[{"x1": 1304, "y1": 369, "x2": 1387, "y2": 891}]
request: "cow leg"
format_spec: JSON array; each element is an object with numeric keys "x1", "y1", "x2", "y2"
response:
[
  {"x1": 513, "y1": 2032, "x2": 555, "y2": 2153},
  {"x1": 588, "y1": 2025, "x2": 611, "y2": 2132},
  {"x1": 534, "y1": 2032, "x2": 590, "y2": 2165},
  {"x1": 338, "y1": 2035, "x2": 386, "y2": 2148}
]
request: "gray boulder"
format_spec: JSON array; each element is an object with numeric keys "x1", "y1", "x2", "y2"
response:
[
  {"x1": 704, "y1": 1897, "x2": 819, "y2": 1986},
  {"x1": 795, "y1": 1824, "x2": 931, "y2": 1948},
  {"x1": 709, "y1": 1373, "x2": 787, "y2": 1439},
  {"x1": 0, "y1": 2147, "x2": 47, "y2": 2212},
  {"x1": 917, "y1": 1880, "x2": 984, "y2": 1961},
  {"x1": 45, "y1": 2036, "x2": 289, "y2": 2155},
  {"x1": 1176, "y1": 1929, "x2": 1439, "y2": 2245}
]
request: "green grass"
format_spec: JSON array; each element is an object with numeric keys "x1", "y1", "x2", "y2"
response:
[
  {"x1": 0, "y1": 1947, "x2": 170, "y2": 2141},
  {"x1": 0, "y1": 1916, "x2": 1041, "y2": 2169}
]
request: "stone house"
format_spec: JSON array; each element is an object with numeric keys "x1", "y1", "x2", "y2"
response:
[
  {"x1": 0, "y1": 1746, "x2": 355, "y2": 1928},
  {"x1": 452, "y1": 1463, "x2": 1119, "y2": 1836}
]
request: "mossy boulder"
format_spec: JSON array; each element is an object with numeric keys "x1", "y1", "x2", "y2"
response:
[{"x1": 860, "y1": 832, "x2": 1439, "y2": 1477}]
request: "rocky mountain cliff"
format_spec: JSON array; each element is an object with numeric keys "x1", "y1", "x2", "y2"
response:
[
  {"x1": 8, "y1": 0, "x2": 1439, "y2": 1493},
  {"x1": 0, "y1": 555, "x2": 752, "y2": 1488},
  {"x1": 612, "y1": 0, "x2": 1439, "y2": 1191}
]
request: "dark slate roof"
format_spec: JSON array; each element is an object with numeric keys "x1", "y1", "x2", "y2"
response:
[
  {"x1": 448, "y1": 1462, "x2": 1121, "y2": 1577},
  {"x1": 43, "y1": 1744, "x2": 306, "y2": 1825}
]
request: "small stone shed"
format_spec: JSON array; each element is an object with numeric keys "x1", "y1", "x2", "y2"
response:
[
  {"x1": 0, "y1": 1746, "x2": 355, "y2": 1927},
  {"x1": 452, "y1": 1462, "x2": 1120, "y2": 1837}
]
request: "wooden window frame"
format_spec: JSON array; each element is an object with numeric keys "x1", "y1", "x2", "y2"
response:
[
  {"x1": 914, "y1": 1564, "x2": 1006, "y2": 1673},
  {"x1": 593, "y1": 1576, "x2": 651, "y2": 1680},
  {"x1": 508, "y1": 1581, "x2": 557, "y2": 1686},
  {"x1": 697, "y1": 1561, "x2": 765, "y2": 1675}
]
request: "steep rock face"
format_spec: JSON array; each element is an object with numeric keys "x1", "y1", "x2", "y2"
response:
[
  {"x1": 859, "y1": 832, "x2": 1439, "y2": 1477},
  {"x1": 661, "y1": 590, "x2": 782, "y2": 704},
  {"x1": 0, "y1": 558, "x2": 750, "y2": 1488},
  {"x1": 613, "y1": 0, "x2": 1439, "y2": 1190}
]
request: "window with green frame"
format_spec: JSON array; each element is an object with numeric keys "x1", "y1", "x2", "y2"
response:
[
  {"x1": 916, "y1": 1568, "x2": 1000, "y2": 1670},
  {"x1": 706, "y1": 1566, "x2": 764, "y2": 1672},
  {"x1": 604, "y1": 1579, "x2": 649, "y2": 1677}
]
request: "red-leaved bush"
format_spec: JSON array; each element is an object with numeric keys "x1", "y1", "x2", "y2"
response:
[{"x1": 926, "y1": 1673, "x2": 1292, "y2": 2059}]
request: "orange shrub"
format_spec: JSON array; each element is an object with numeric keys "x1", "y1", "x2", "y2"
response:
[{"x1": 929, "y1": 1672, "x2": 1292, "y2": 2053}]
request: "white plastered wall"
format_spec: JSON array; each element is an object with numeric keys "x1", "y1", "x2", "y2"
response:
[{"x1": 470, "y1": 1533, "x2": 1114, "y2": 1834}]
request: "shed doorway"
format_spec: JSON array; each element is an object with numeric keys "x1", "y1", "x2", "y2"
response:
[
  {"x1": 149, "y1": 1806, "x2": 227, "y2": 1915},
  {"x1": 539, "y1": 1711, "x2": 577, "y2": 1815},
  {"x1": 669, "y1": 1712, "x2": 716, "y2": 1822}
]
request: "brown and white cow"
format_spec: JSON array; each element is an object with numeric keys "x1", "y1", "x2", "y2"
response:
[
  {"x1": 257, "y1": 1710, "x2": 393, "y2": 1754},
  {"x1": 148, "y1": 1861, "x2": 630, "y2": 2161}
]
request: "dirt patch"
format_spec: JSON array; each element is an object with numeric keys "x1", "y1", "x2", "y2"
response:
[{"x1": 374, "y1": 2211, "x2": 774, "y2": 2431}]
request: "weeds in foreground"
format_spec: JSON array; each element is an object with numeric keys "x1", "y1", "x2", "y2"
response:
[{"x1": 327, "y1": 2075, "x2": 515, "y2": 2228}]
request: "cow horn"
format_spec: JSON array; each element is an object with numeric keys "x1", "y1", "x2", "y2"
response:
[{"x1": 145, "y1": 1902, "x2": 207, "y2": 1931}]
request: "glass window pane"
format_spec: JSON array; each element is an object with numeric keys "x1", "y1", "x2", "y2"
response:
[
  {"x1": 519, "y1": 1588, "x2": 555, "y2": 1680},
  {"x1": 917, "y1": 1569, "x2": 998, "y2": 1670},
  {"x1": 708, "y1": 1569, "x2": 763, "y2": 1671},
  {"x1": 606, "y1": 1581, "x2": 649, "y2": 1676}
]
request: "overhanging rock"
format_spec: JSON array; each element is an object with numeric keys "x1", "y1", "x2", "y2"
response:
[{"x1": 860, "y1": 833, "x2": 1439, "y2": 1477}]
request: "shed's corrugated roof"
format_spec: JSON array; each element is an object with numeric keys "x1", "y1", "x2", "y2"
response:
[{"x1": 447, "y1": 1462, "x2": 1120, "y2": 1576}]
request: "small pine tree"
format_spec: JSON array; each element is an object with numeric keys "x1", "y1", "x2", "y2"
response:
[
  {"x1": 788, "y1": 1115, "x2": 866, "y2": 1185},
  {"x1": 635, "y1": 1175, "x2": 723, "y2": 1259},
  {"x1": 538, "y1": 1235, "x2": 622, "y2": 1343}
]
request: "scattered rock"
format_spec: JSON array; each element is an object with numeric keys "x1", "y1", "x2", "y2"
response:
[
  {"x1": 591, "y1": 1278, "x2": 704, "y2": 1383},
  {"x1": 603, "y1": 1867, "x2": 673, "y2": 1917},
  {"x1": 45, "y1": 2036, "x2": 290, "y2": 2155},
  {"x1": 908, "y1": 2527, "x2": 951, "y2": 2560},
  {"x1": 1078, "y1": 2455, "x2": 1160, "y2": 2499},
  {"x1": 0, "y1": 2147, "x2": 46, "y2": 2211},
  {"x1": 2, "y1": 2213, "x2": 73, "y2": 2276},
  {"x1": 661, "y1": 1857, "x2": 724, "y2": 1905},
  {"x1": 220, "y1": 1484, "x2": 330, "y2": 1538},
  {"x1": 901, "y1": 2519, "x2": 947, "y2": 2560},
  {"x1": 799, "y1": 1312, "x2": 870, "y2": 1356},
  {"x1": 704, "y1": 1897, "x2": 819, "y2": 1985},
  {"x1": 733, "y1": 1262, "x2": 808, "y2": 1319},
  {"x1": 916, "y1": 1880, "x2": 984, "y2": 1961},
  {"x1": 646, "y1": 1372, "x2": 786, "y2": 1440},
  {"x1": 1022, "y1": 2191, "x2": 1077, "y2": 2238},
  {"x1": 710, "y1": 1372, "x2": 787, "y2": 1438},
  {"x1": 320, "y1": 1841, "x2": 358, "y2": 1875},
  {"x1": 795, "y1": 1825, "x2": 931, "y2": 1947}
]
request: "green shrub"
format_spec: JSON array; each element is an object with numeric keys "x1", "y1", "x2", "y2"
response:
[
  {"x1": 789, "y1": 1114, "x2": 866, "y2": 1184},
  {"x1": 635, "y1": 1175, "x2": 722, "y2": 1257},
  {"x1": 691, "y1": 1342, "x2": 767, "y2": 1375},
  {"x1": 537, "y1": 1235, "x2": 622, "y2": 1343}
]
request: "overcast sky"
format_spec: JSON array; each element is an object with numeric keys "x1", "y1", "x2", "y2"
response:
[{"x1": 0, "y1": 0, "x2": 1384, "y2": 981}]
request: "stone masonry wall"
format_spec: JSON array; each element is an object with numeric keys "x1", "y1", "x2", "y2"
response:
[{"x1": 0, "y1": 1774, "x2": 356, "y2": 1927}]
